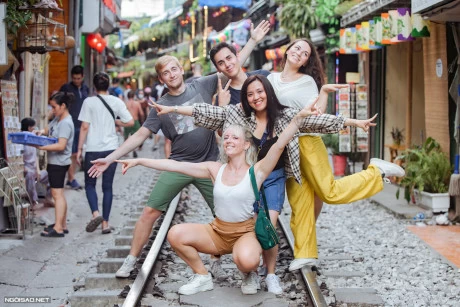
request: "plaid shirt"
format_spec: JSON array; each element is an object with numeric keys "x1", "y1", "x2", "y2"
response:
[{"x1": 192, "y1": 104, "x2": 346, "y2": 184}]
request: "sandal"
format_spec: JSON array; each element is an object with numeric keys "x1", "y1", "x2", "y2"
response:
[
  {"x1": 102, "y1": 226, "x2": 114, "y2": 234},
  {"x1": 85, "y1": 216, "x2": 104, "y2": 233},
  {"x1": 44, "y1": 224, "x2": 69, "y2": 234},
  {"x1": 40, "y1": 228, "x2": 65, "y2": 237}
]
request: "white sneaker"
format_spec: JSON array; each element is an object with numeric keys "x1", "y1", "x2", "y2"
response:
[
  {"x1": 241, "y1": 271, "x2": 260, "y2": 295},
  {"x1": 370, "y1": 158, "x2": 405, "y2": 178},
  {"x1": 209, "y1": 259, "x2": 227, "y2": 282},
  {"x1": 265, "y1": 274, "x2": 283, "y2": 295},
  {"x1": 178, "y1": 273, "x2": 213, "y2": 295},
  {"x1": 289, "y1": 258, "x2": 318, "y2": 271},
  {"x1": 115, "y1": 255, "x2": 137, "y2": 278}
]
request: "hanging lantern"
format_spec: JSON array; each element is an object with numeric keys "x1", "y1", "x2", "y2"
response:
[
  {"x1": 373, "y1": 16, "x2": 382, "y2": 46},
  {"x1": 344, "y1": 27, "x2": 357, "y2": 54},
  {"x1": 86, "y1": 33, "x2": 98, "y2": 49},
  {"x1": 361, "y1": 22, "x2": 370, "y2": 50},
  {"x1": 356, "y1": 24, "x2": 363, "y2": 51},
  {"x1": 381, "y1": 13, "x2": 393, "y2": 44},
  {"x1": 339, "y1": 29, "x2": 346, "y2": 54},
  {"x1": 411, "y1": 13, "x2": 430, "y2": 37},
  {"x1": 389, "y1": 10, "x2": 401, "y2": 43},
  {"x1": 397, "y1": 8, "x2": 414, "y2": 41}
]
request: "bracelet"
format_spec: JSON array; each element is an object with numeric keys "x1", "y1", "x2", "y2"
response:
[{"x1": 174, "y1": 105, "x2": 178, "y2": 113}]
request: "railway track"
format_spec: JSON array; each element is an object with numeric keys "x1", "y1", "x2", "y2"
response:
[{"x1": 71, "y1": 183, "x2": 327, "y2": 307}]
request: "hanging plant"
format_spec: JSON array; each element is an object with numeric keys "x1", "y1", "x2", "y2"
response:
[
  {"x1": 315, "y1": 0, "x2": 341, "y2": 53},
  {"x1": 277, "y1": 0, "x2": 318, "y2": 38}
]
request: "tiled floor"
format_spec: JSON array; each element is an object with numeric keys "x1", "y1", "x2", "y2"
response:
[{"x1": 407, "y1": 225, "x2": 460, "y2": 268}]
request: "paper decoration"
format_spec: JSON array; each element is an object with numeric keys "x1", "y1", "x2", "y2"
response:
[
  {"x1": 381, "y1": 13, "x2": 393, "y2": 44},
  {"x1": 356, "y1": 25, "x2": 363, "y2": 51},
  {"x1": 369, "y1": 19, "x2": 382, "y2": 50},
  {"x1": 411, "y1": 13, "x2": 430, "y2": 37},
  {"x1": 344, "y1": 27, "x2": 358, "y2": 54},
  {"x1": 361, "y1": 22, "x2": 370, "y2": 50},
  {"x1": 397, "y1": 8, "x2": 414, "y2": 41},
  {"x1": 389, "y1": 10, "x2": 401, "y2": 43},
  {"x1": 373, "y1": 16, "x2": 382, "y2": 46},
  {"x1": 340, "y1": 29, "x2": 346, "y2": 54}
]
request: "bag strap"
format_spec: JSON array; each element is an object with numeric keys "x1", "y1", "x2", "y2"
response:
[
  {"x1": 249, "y1": 166, "x2": 260, "y2": 201},
  {"x1": 96, "y1": 95, "x2": 115, "y2": 120},
  {"x1": 257, "y1": 127, "x2": 270, "y2": 152},
  {"x1": 249, "y1": 166, "x2": 270, "y2": 213}
]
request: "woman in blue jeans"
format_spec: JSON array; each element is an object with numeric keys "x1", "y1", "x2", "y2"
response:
[{"x1": 77, "y1": 72, "x2": 134, "y2": 233}]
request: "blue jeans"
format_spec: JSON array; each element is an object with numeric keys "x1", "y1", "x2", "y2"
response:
[
  {"x1": 84, "y1": 150, "x2": 117, "y2": 221},
  {"x1": 253, "y1": 167, "x2": 286, "y2": 213}
]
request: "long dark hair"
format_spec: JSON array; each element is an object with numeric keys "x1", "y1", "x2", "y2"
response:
[
  {"x1": 240, "y1": 75, "x2": 287, "y2": 135},
  {"x1": 281, "y1": 38, "x2": 325, "y2": 90}
]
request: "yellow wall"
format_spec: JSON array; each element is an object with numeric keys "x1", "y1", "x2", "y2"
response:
[{"x1": 384, "y1": 40, "x2": 426, "y2": 160}]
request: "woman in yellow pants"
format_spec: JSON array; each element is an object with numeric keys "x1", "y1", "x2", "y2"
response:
[{"x1": 268, "y1": 38, "x2": 393, "y2": 270}]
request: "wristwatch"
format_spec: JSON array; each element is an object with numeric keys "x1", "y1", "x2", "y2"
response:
[{"x1": 174, "y1": 106, "x2": 178, "y2": 113}]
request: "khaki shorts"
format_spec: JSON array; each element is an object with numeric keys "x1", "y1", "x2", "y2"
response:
[{"x1": 205, "y1": 217, "x2": 256, "y2": 255}]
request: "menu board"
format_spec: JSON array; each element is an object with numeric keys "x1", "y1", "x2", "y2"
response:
[
  {"x1": 338, "y1": 87, "x2": 351, "y2": 153},
  {"x1": 1, "y1": 80, "x2": 23, "y2": 165}
]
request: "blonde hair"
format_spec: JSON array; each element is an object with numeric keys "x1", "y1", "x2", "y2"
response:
[
  {"x1": 155, "y1": 55, "x2": 182, "y2": 75},
  {"x1": 219, "y1": 125, "x2": 258, "y2": 165}
]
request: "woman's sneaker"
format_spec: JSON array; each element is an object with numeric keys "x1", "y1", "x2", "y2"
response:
[
  {"x1": 369, "y1": 158, "x2": 405, "y2": 178},
  {"x1": 115, "y1": 255, "x2": 137, "y2": 278},
  {"x1": 209, "y1": 258, "x2": 227, "y2": 282},
  {"x1": 265, "y1": 273, "x2": 283, "y2": 295},
  {"x1": 241, "y1": 271, "x2": 260, "y2": 295},
  {"x1": 289, "y1": 258, "x2": 318, "y2": 271},
  {"x1": 178, "y1": 273, "x2": 213, "y2": 295}
]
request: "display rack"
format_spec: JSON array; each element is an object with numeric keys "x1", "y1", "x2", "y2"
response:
[{"x1": 0, "y1": 158, "x2": 33, "y2": 239}]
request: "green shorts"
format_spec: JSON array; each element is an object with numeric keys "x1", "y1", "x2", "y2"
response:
[
  {"x1": 124, "y1": 120, "x2": 141, "y2": 139},
  {"x1": 147, "y1": 171, "x2": 215, "y2": 215}
]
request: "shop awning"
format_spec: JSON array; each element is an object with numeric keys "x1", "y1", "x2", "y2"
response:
[
  {"x1": 341, "y1": 0, "x2": 411, "y2": 27},
  {"x1": 148, "y1": 6, "x2": 183, "y2": 27},
  {"x1": 198, "y1": 0, "x2": 251, "y2": 10}
]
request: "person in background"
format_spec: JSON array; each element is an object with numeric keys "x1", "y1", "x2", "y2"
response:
[
  {"x1": 59, "y1": 65, "x2": 89, "y2": 190},
  {"x1": 124, "y1": 90, "x2": 145, "y2": 158},
  {"x1": 38, "y1": 92, "x2": 75, "y2": 237},
  {"x1": 136, "y1": 89, "x2": 148, "y2": 126},
  {"x1": 77, "y1": 72, "x2": 134, "y2": 234},
  {"x1": 21, "y1": 117, "x2": 53, "y2": 209},
  {"x1": 108, "y1": 77, "x2": 124, "y2": 99},
  {"x1": 185, "y1": 63, "x2": 203, "y2": 84}
]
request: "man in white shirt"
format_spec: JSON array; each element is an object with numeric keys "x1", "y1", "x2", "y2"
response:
[{"x1": 77, "y1": 72, "x2": 134, "y2": 234}]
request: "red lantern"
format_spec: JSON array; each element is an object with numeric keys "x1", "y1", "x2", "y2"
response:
[
  {"x1": 86, "y1": 34, "x2": 98, "y2": 49},
  {"x1": 95, "y1": 38, "x2": 107, "y2": 53}
]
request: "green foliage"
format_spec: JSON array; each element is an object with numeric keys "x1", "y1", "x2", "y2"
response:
[
  {"x1": 321, "y1": 134, "x2": 340, "y2": 155},
  {"x1": 277, "y1": 0, "x2": 318, "y2": 38},
  {"x1": 334, "y1": 0, "x2": 363, "y2": 16},
  {"x1": 397, "y1": 137, "x2": 452, "y2": 202},
  {"x1": 135, "y1": 20, "x2": 175, "y2": 42},
  {"x1": 314, "y1": 0, "x2": 341, "y2": 53},
  {"x1": 4, "y1": 0, "x2": 63, "y2": 36}
]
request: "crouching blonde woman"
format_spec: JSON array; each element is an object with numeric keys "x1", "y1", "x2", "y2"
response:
[{"x1": 115, "y1": 102, "x2": 337, "y2": 295}]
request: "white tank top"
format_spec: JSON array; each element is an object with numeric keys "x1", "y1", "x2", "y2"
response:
[{"x1": 213, "y1": 164, "x2": 255, "y2": 222}]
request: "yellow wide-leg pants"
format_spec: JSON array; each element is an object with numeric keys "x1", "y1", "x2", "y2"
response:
[{"x1": 286, "y1": 135, "x2": 384, "y2": 259}]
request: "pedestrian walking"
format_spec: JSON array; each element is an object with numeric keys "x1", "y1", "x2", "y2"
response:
[{"x1": 76, "y1": 72, "x2": 134, "y2": 234}]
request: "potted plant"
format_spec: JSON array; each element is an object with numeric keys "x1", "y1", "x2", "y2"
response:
[
  {"x1": 322, "y1": 134, "x2": 347, "y2": 176},
  {"x1": 396, "y1": 137, "x2": 452, "y2": 212},
  {"x1": 391, "y1": 127, "x2": 405, "y2": 146}
]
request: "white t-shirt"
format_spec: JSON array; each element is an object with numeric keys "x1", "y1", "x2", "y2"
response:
[
  {"x1": 78, "y1": 94, "x2": 132, "y2": 152},
  {"x1": 268, "y1": 72, "x2": 319, "y2": 136}
]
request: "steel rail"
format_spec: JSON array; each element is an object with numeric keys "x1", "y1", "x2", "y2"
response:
[
  {"x1": 122, "y1": 193, "x2": 181, "y2": 307},
  {"x1": 278, "y1": 210, "x2": 328, "y2": 307}
]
